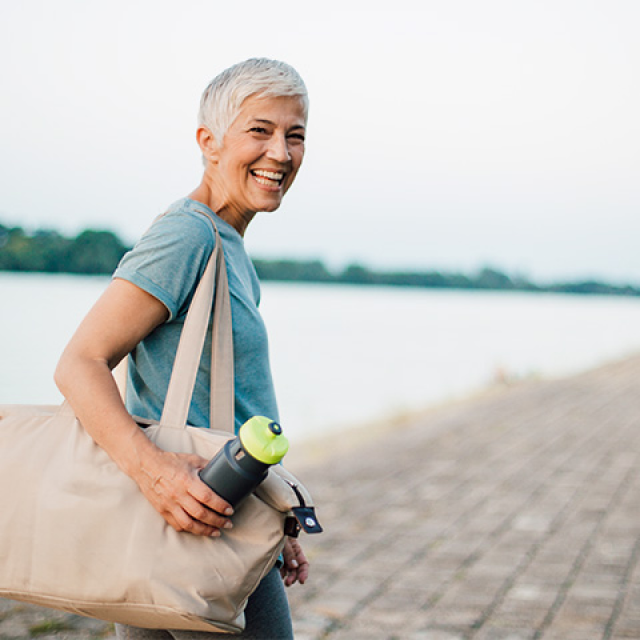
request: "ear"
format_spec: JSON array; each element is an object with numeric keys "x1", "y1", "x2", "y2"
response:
[{"x1": 196, "y1": 126, "x2": 220, "y2": 164}]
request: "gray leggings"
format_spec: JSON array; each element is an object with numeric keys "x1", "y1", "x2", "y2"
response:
[{"x1": 114, "y1": 568, "x2": 293, "y2": 639}]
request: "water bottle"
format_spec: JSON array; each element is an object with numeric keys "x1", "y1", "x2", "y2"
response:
[{"x1": 199, "y1": 416, "x2": 289, "y2": 507}]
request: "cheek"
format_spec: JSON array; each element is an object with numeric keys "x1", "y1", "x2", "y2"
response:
[{"x1": 290, "y1": 149, "x2": 305, "y2": 177}]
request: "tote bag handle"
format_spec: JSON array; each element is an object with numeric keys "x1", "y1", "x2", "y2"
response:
[{"x1": 158, "y1": 211, "x2": 235, "y2": 432}]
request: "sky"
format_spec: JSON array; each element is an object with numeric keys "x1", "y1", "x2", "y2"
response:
[{"x1": 1, "y1": 0, "x2": 639, "y2": 286}]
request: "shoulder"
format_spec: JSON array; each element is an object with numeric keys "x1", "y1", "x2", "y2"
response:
[
  {"x1": 148, "y1": 201, "x2": 217, "y2": 251},
  {"x1": 113, "y1": 199, "x2": 218, "y2": 320},
  {"x1": 120, "y1": 201, "x2": 218, "y2": 271}
]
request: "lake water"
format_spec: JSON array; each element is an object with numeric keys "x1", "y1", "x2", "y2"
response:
[{"x1": 1, "y1": 272, "x2": 639, "y2": 442}]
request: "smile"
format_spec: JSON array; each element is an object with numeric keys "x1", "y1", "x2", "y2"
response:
[{"x1": 251, "y1": 169, "x2": 285, "y2": 186}]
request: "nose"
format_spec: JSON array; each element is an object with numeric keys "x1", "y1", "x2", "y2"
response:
[{"x1": 266, "y1": 133, "x2": 291, "y2": 163}]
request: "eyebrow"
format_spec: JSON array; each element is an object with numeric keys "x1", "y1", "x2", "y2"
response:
[{"x1": 249, "y1": 118, "x2": 306, "y2": 131}]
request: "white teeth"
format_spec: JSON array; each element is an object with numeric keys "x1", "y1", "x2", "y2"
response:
[
  {"x1": 254, "y1": 177, "x2": 276, "y2": 186},
  {"x1": 253, "y1": 170, "x2": 284, "y2": 181}
]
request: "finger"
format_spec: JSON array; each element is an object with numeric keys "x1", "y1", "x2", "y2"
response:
[
  {"x1": 285, "y1": 539, "x2": 310, "y2": 586},
  {"x1": 171, "y1": 455, "x2": 234, "y2": 518},
  {"x1": 142, "y1": 470, "x2": 231, "y2": 531},
  {"x1": 296, "y1": 561, "x2": 310, "y2": 585},
  {"x1": 181, "y1": 494, "x2": 233, "y2": 531},
  {"x1": 283, "y1": 538, "x2": 299, "y2": 564},
  {"x1": 168, "y1": 503, "x2": 222, "y2": 537},
  {"x1": 283, "y1": 556, "x2": 301, "y2": 587},
  {"x1": 284, "y1": 568, "x2": 297, "y2": 587},
  {"x1": 282, "y1": 546, "x2": 295, "y2": 567},
  {"x1": 189, "y1": 476, "x2": 235, "y2": 518}
]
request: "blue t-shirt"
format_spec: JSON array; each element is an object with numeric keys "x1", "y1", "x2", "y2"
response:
[{"x1": 113, "y1": 198, "x2": 279, "y2": 434}]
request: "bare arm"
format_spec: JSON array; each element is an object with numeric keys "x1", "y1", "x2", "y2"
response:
[{"x1": 55, "y1": 278, "x2": 233, "y2": 536}]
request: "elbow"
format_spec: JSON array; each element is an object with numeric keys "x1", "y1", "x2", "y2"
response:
[
  {"x1": 54, "y1": 352, "x2": 71, "y2": 397},
  {"x1": 54, "y1": 349, "x2": 114, "y2": 399},
  {"x1": 54, "y1": 347, "x2": 84, "y2": 398}
]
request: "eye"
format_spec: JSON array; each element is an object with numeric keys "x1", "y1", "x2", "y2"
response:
[
  {"x1": 288, "y1": 132, "x2": 305, "y2": 142},
  {"x1": 249, "y1": 126, "x2": 269, "y2": 135}
]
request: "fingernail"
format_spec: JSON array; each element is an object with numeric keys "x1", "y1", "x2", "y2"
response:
[
  {"x1": 210, "y1": 529, "x2": 221, "y2": 537},
  {"x1": 223, "y1": 520, "x2": 233, "y2": 529},
  {"x1": 224, "y1": 507, "x2": 234, "y2": 516}
]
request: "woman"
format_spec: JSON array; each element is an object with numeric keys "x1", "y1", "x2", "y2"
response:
[{"x1": 55, "y1": 58, "x2": 310, "y2": 639}]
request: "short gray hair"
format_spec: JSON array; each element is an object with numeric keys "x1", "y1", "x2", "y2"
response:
[{"x1": 198, "y1": 58, "x2": 308, "y2": 145}]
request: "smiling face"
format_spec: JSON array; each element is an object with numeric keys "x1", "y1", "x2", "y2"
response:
[{"x1": 199, "y1": 93, "x2": 306, "y2": 231}]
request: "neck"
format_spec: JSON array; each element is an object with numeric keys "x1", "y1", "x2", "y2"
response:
[{"x1": 188, "y1": 178, "x2": 255, "y2": 237}]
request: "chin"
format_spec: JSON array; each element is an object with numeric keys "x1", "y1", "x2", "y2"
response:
[{"x1": 258, "y1": 200, "x2": 283, "y2": 213}]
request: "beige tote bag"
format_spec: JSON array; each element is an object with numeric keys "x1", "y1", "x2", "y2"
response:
[{"x1": 0, "y1": 216, "x2": 321, "y2": 633}]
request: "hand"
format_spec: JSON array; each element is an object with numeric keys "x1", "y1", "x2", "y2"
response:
[
  {"x1": 133, "y1": 449, "x2": 234, "y2": 537},
  {"x1": 280, "y1": 537, "x2": 310, "y2": 587}
]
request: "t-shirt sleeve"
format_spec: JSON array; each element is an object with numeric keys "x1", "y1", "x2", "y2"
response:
[{"x1": 113, "y1": 211, "x2": 216, "y2": 321}]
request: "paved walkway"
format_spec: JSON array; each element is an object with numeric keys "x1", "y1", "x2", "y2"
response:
[
  {"x1": 1, "y1": 355, "x2": 639, "y2": 639},
  {"x1": 286, "y1": 354, "x2": 640, "y2": 640}
]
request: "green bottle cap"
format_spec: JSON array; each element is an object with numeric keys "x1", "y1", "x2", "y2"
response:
[{"x1": 239, "y1": 416, "x2": 289, "y2": 465}]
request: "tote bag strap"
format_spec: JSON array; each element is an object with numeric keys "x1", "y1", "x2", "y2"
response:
[
  {"x1": 160, "y1": 211, "x2": 234, "y2": 432},
  {"x1": 208, "y1": 241, "x2": 234, "y2": 431}
]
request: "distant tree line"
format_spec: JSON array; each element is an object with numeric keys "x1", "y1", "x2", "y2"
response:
[
  {"x1": 0, "y1": 224, "x2": 129, "y2": 275},
  {"x1": 1, "y1": 222, "x2": 638, "y2": 297},
  {"x1": 252, "y1": 260, "x2": 640, "y2": 297}
]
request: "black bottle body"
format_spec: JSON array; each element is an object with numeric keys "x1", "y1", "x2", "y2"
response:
[{"x1": 199, "y1": 437, "x2": 270, "y2": 507}]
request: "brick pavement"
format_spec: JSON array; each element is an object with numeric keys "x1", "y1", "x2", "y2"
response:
[
  {"x1": 286, "y1": 354, "x2": 640, "y2": 640},
  {"x1": 1, "y1": 355, "x2": 639, "y2": 639}
]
